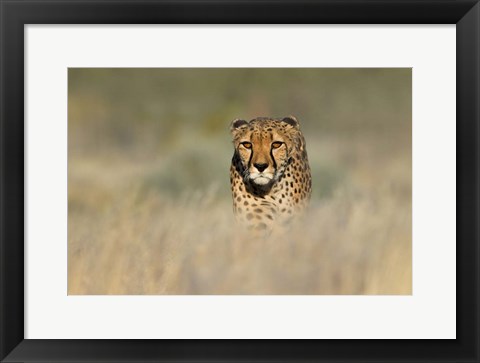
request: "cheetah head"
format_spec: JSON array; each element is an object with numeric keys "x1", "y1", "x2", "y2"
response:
[{"x1": 230, "y1": 116, "x2": 301, "y2": 187}]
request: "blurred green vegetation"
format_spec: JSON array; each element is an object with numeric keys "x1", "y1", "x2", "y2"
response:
[
  {"x1": 69, "y1": 68, "x2": 411, "y2": 201},
  {"x1": 68, "y1": 68, "x2": 411, "y2": 294}
]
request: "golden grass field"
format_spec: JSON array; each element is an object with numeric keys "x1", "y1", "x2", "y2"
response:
[{"x1": 68, "y1": 68, "x2": 411, "y2": 295}]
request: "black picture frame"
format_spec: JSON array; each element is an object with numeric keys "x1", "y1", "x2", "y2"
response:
[{"x1": 1, "y1": 1, "x2": 479, "y2": 362}]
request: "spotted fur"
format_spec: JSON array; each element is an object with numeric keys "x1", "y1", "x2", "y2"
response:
[{"x1": 229, "y1": 116, "x2": 312, "y2": 233}]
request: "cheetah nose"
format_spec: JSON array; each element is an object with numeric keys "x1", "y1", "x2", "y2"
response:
[{"x1": 254, "y1": 163, "x2": 268, "y2": 172}]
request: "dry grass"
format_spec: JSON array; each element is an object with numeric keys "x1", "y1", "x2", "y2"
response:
[{"x1": 68, "y1": 137, "x2": 411, "y2": 295}]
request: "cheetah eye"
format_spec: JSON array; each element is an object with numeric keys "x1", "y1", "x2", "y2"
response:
[
  {"x1": 272, "y1": 142, "x2": 283, "y2": 149},
  {"x1": 241, "y1": 142, "x2": 252, "y2": 149}
]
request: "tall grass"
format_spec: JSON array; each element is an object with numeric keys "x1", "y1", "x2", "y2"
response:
[{"x1": 68, "y1": 136, "x2": 411, "y2": 295}]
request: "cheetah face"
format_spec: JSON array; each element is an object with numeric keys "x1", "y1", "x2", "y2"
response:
[{"x1": 230, "y1": 117, "x2": 299, "y2": 187}]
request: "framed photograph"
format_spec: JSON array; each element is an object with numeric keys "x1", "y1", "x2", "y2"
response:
[{"x1": 1, "y1": 0, "x2": 478, "y2": 362}]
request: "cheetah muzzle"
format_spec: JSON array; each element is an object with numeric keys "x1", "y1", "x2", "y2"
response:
[{"x1": 229, "y1": 116, "x2": 312, "y2": 233}]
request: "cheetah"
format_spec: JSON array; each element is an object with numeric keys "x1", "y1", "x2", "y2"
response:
[{"x1": 229, "y1": 116, "x2": 312, "y2": 234}]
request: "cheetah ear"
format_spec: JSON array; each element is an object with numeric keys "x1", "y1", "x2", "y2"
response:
[
  {"x1": 282, "y1": 115, "x2": 300, "y2": 129},
  {"x1": 230, "y1": 118, "x2": 248, "y2": 134}
]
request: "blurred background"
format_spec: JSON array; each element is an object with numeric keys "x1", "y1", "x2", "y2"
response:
[{"x1": 68, "y1": 68, "x2": 411, "y2": 294}]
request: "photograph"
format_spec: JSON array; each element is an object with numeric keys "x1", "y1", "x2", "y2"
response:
[{"x1": 68, "y1": 68, "x2": 412, "y2": 295}]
